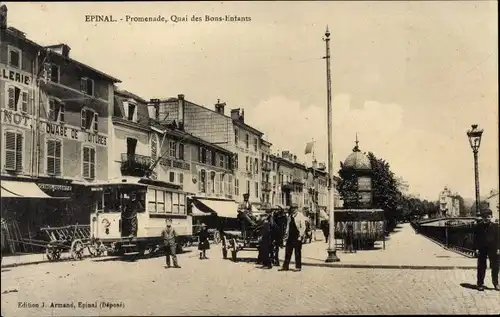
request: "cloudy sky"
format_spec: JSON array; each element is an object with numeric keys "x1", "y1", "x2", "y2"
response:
[{"x1": 5, "y1": 1, "x2": 498, "y2": 200}]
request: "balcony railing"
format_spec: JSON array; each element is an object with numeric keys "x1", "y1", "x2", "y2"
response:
[
  {"x1": 121, "y1": 153, "x2": 152, "y2": 177},
  {"x1": 262, "y1": 161, "x2": 272, "y2": 171}
]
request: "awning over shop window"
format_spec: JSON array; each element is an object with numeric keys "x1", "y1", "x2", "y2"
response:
[
  {"x1": 192, "y1": 205, "x2": 212, "y2": 217},
  {"x1": 193, "y1": 198, "x2": 240, "y2": 219},
  {"x1": 1, "y1": 180, "x2": 56, "y2": 199},
  {"x1": 319, "y1": 209, "x2": 329, "y2": 220}
]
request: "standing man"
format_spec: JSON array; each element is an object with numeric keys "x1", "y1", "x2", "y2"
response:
[
  {"x1": 279, "y1": 203, "x2": 307, "y2": 272},
  {"x1": 474, "y1": 209, "x2": 499, "y2": 291},
  {"x1": 125, "y1": 192, "x2": 143, "y2": 238},
  {"x1": 161, "y1": 219, "x2": 181, "y2": 269},
  {"x1": 258, "y1": 214, "x2": 272, "y2": 269}
]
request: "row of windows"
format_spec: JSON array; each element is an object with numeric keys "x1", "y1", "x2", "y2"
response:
[
  {"x1": 7, "y1": 47, "x2": 96, "y2": 97},
  {"x1": 198, "y1": 147, "x2": 230, "y2": 169},
  {"x1": 148, "y1": 189, "x2": 186, "y2": 215},
  {"x1": 3, "y1": 131, "x2": 96, "y2": 179},
  {"x1": 234, "y1": 128, "x2": 259, "y2": 152}
]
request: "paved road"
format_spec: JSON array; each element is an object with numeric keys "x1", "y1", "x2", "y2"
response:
[{"x1": 1, "y1": 243, "x2": 499, "y2": 316}]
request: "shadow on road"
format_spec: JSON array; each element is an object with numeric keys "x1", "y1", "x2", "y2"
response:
[
  {"x1": 92, "y1": 249, "x2": 192, "y2": 263},
  {"x1": 460, "y1": 283, "x2": 495, "y2": 291}
]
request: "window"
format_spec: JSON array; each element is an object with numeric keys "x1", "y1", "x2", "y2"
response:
[
  {"x1": 179, "y1": 172, "x2": 184, "y2": 185},
  {"x1": 235, "y1": 178, "x2": 239, "y2": 197},
  {"x1": 218, "y1": 173, "x2": 224, "y2": 194},
  {"x1": 4, "y1": 131, "x2": 23, "y2": 172},
  {"x1": 254, "y1": 158, "x2": 259, "y2": 174},
  {"x1": 234, "y1": 155, "x2": 238, "y2": 169},
  {"x1": 127, "y1": 102, "x2": 136, "y2": 121},
  {"x1": 218, "y1": 153, "x2": 224, "y2": 168},
  {"x1": 228, "y1": 175, "x2": 233, "y2": 196},
  {"x1": 224, "y1": 155, "x2": 229, "y2": 169},
  {"x1": 169, "y1": 171, "x2": 175, "y2": 183},
  {"x1": 172, "y1": 193, "x2": 179, "y2": 214},
  {"x1": 254, "y1": 137, "x2": 258, "y2": 152},
  {"x1": 245, "y1": 133, "x2": 249, "y2": 148},
  {"x1": 206, "y1": 149, "x2": 212, "y2": 165},
  {"x1": 148, "y1": 189, "x2": 157, "y2": 213},
  {"x1": 82, "y1": 146, "x2": 96, "y2": 180},
  {"x1": 169, "y1": 141, "x2": 177, "y2": 157},
  {"x1": 210, "y1": 171, "x2": 216, "y2": 193},
  {"x1": 80, "y1": 77, "x2": 94, "y2": 96},
  {"x1": 151, "y1": 134, "x2": 158, "y2": 162},
  {"x1": 8, "y1": 47, "x2": 21, "y2": 69},
  {"x1": 245, "y1": 156, "x2": 249, "y2": 171},
  {"x1": 249, "y1": 159, "x2": 253, "y2": 174},
  {"x1": 157, "y1": 190, "x2": 165, "y2": 213},
  {"x1": 81, "y1": 109, "x2": 98, "y2": 131},
  {"x1": 199, "y1": 169, "x2": 206, "y2": 193},
  {"x1": 234, "y1": 128, "x2": 239, "y2": 145},
  {"x1": 7, "y1": 86, "x2": 29, "y2": 113},
  {"x1": 211, "y1": 151, "x2": 216, "y2": 166},
  {"x1": 200, "y1": 148, "x2": 207, "y2": 163},
  {"x1": 165, "y1": 192, "x2": 172, "y2": 213},
  {"x1": 48, "y1": 99, "x2": 65, "y2": 122},
  {"x1": 247, "y1": 180, "x2": 251, "y2": 196},
  {"x1": 46, "y1": 139, "x2": 62, "y2": 176},
  {"x1": 179, "y1": 193, "x2": 186, "y2": 214},
  {"x1": 178, "y1": 143, "x2": 185, "y2": 160},
  {"x1": 43, "y1": 63, "x2": 60, "y2": 83},
  {"x1": 255, "y1": 182, "x2": 259, "y2": 198}
]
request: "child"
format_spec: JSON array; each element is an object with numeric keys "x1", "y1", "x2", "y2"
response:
[{"x1": 198, "y1": 223, "x2": 210, "y2": 259}]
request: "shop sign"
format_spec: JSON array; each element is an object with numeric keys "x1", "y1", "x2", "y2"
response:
[
  {"x1": 37, "y1": 183, "x2": 72, "y2": 191},
  {"x1": 1, "y1": 109, "x2": 31, "y2": 128},
  {"x1": 1, "y1": 66, "x2": 32, "y2": 86}
]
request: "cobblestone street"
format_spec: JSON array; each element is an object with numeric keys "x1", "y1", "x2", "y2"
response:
[{"x1": 2, "y1": 225, "x2": 499, "y2": 316}]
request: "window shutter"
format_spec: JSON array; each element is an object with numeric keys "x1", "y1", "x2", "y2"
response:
[
  {"x1": 83, "y1": 147, "x2": 89, "y2": 178},
  {"x1": 81, "y1": 109, "x2": 86, "y2": 128},
  {"x1": 55, "y1": 141, "x2": 61, "y2": 175},
  {"x1": 59, "y1": 104, "x2": 65, "y2": 123},
  {"x1": 80, "y1": 78, "x2": 87, "y2": 93},
  {"x1": 90, "y1": 148, "x2": 96, "y2": 179},
  {"x1": 47, "y1": 140, "x2": 55, "y2": 175},
  {"x1": 5, "y1": 132, "x2": 16, "y2": 170},
  {"x1": 21, "y1": 91, "x2": 28, "y2": 113},
  {"x1": 16, "y1": 133, "x2": 23, "y2": 172},
  {"x1": 93, "y1": 113, "x2": 98, "y2": 131},
  {"x1": 151, "y1": 135, "x2": 157, "y2": 161},
  {"x1": 198, "y1": 170, "x2": 202, "y2": 192},
  {"x1": 7, "y1": 87, "x2": 15, "y2": 110}
]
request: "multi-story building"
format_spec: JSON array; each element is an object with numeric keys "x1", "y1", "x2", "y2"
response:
[
  {"x1": 152, "y1": 95, "x2": 263, "y2": 209},
  {"x1": 485, "y1": 189, "x2": 499, "y2": 221},
  {"x1": 1, "y1": 22, "x2": 119, "y2": 242},
  {"x1": 260, "y1": 139, "x2": 272, "y2": 208},
  {"x1": 438, "y1": 186, "x2": 460, "y2": 218}
]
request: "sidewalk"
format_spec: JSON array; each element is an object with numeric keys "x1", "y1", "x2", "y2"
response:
[{"x1": 297, "y1": 223, "x2": 477, "y2": 269}]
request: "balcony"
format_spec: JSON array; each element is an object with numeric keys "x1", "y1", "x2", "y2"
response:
[
  {"x1": 262, "y1": 161, "x2": 272, "y2": 171},
  {"x1": 292, "y1": 177, "x2": 304, "y2": 185},
  {"x1": 121, "y1": 153, "x2": 152, "y2": 177}
]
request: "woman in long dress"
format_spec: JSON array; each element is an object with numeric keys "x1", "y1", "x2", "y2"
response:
[{"x1": 198, "y1": 223, "x2": 210, "y2": 259}]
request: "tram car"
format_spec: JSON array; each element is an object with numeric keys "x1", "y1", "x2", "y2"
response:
[{"x1": 86, "y1": 177, "x2": 192, "y2": 256}]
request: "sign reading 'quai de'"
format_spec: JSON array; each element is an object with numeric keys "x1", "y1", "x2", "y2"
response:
[{"x1": 0, "y1": 109, "x2": 107, "y2": 147}]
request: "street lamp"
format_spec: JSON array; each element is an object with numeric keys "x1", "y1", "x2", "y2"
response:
[
  {"x1": 466, "y1": 124, "x2": 484, "y2": 216},
  {"x1": 323, "y1": 26, "x2": 340, "y2": 262}
]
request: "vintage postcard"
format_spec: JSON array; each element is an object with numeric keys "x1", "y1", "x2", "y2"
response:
[{"x1": 0, "y1": 1, "x2": 498, "y2": 316}]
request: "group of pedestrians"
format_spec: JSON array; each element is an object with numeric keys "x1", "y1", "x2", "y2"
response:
[{"x1": 257, "y1": 203, "x2": 309, "y2": 272}]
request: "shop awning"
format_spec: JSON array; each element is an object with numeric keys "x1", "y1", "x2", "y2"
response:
[
  {"x1": 192, "y1": 205, "x2": 212, "y2": 217},
  {"x1": 1, "y1": 180, "x2": 54, "y2": 199},
  {"x1": 193, "y1": 198, "x2": 240, "y2": 218},
  {"x1": 319, "y1": 209, "x2": 329, "y2": 220}
]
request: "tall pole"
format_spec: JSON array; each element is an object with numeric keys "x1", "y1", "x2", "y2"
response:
[
  {"x1": 324, "y1": 26, "x2": 339, "y2": 262},
  {"x1": 473, "y1": 150, "x2": 480, "y2": 216}
]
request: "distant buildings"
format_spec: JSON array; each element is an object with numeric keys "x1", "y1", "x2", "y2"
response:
[
  {"x1": 438, "y1": 187, "x2": 461, "y2": 218},
  {"x1": 485, "y1": 189, "x2": 499, "y2": 221}
]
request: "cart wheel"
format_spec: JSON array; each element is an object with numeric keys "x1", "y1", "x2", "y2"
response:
[
  {"x1": 213, "y1": 231, "x2": 221, "y2": 245},
  {"x1": 70, "y1": 239, "x2": 85, "y2": 260},
  {"x1": 230, "y1": 238, "x2": 238, "y2": 262},
  {"x1": 221, "y1": 236, "x2": 228, "y2": 259},
  {"x1": 46, "y1": 245, "x2": 61, "y2": 262}
]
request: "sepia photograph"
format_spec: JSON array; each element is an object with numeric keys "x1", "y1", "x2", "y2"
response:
[{"x1": 0, "y1": 1, "x2": 498, "y2": 316}]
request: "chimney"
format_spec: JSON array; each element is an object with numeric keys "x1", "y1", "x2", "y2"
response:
[
  {"x1": 0, "y1": 5, "x2": 7, "y2": 30},
  {"x1": 240, "y1": 109, "x2": 245, "y2": 122},
  {"x1": 46, "y1": 44, "x2": 71, "y2": 58},
  {"x1": 293, "y1": 155, "x2": 297, "y2": 163},
  {"x1": 214, "y1": 99, "x2": 226, "y2": 115},
  {"x1": 312, "y1": 159, "x2": 318, "y2": 169},
  {"x1": 282, "y1": 151, "x2": 289, "y2": 160},
  {"x1": 230, "y1": 108, "x2": 240, "y2": 120},
  {"x1": 177, "y1": 94, "x2": 185, "y2": 129}
]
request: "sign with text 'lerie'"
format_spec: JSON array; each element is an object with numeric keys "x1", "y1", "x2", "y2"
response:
[
  {"x1": 1, "y1": 109, "x2": 108, "y2": 147},
  {"x1": 1, "y1": 66, "x2": 32, "y2": 86}
]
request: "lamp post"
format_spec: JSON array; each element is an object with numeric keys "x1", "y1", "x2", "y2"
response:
[
  {"x1": 466, "y1": 124, "x2": 484, "y2": 216},
  {"x1": 324, "y1": 26, "x2": 340, "y2": 262}
]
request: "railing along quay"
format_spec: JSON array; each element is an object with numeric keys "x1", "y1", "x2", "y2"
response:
[{"x1": 411, "y1": 219, "x2": 477, "y2": 258}]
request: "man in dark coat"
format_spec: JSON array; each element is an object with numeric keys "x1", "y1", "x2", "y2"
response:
[
  {"x1": 258, "y1": 215, "x2": 272, "y2": 269},
  {"x1": 124, "y1": 192, "x2": 143, "y2": 237},
  {"x1": 161, "y1": 219, "x2": 181, "y2": 268},
  {"x1": 280, "y1": 204, "x2": 307, "y2": 272},
  {"x1": 474, "y1": 209, "x2": 499, "y2": 291}
]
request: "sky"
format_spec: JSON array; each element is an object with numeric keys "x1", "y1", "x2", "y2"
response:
[{"x1": 4, "y1": 1, "x2": 498, "y2": 201}]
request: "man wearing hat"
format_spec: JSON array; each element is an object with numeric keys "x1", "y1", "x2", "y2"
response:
[
  {"x1": 474, "y1": 209, "x2": 499, "y2": 291},
  {"x1": 197, "y1": 223, "x2": 210, "y2": 260},
  {"x1": 280, "y1": 203, "x2": 307, "y2": 272}
]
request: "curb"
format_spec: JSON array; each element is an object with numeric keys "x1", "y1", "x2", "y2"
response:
[{"x1": 1, "y1": 260, "x2": 48, "y2": 269}]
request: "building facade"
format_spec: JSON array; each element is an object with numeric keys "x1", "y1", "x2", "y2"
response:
[
  {"x1": 1, "y1": 24, "x2": 119, "y2": 245},
  {"x1": 260, "y1": 139, "x2": 272, "y2": 208},
  {"x1": 151, "y1": 96, "x2": 262, "y2": 207},
  {"x1": 438, "y1": 186, "x2": 460, "y2": 218},
  {"x1": 485, "y1": 189, "x2": 499, "y2": 221}
]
